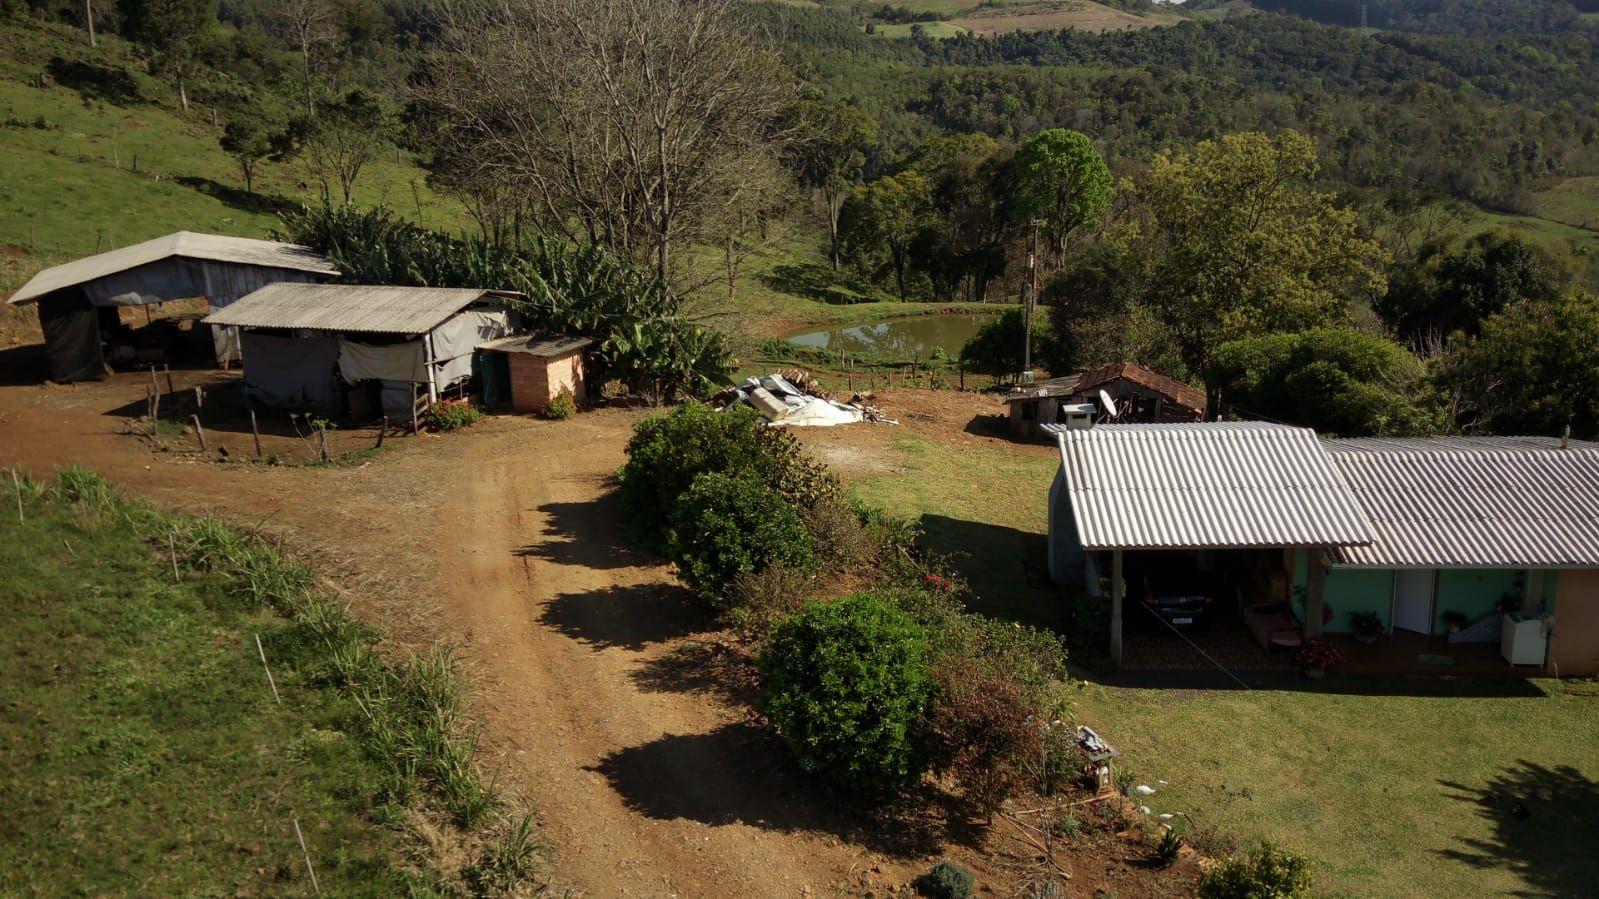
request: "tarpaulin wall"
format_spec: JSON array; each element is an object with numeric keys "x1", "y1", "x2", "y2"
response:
[
  {"x1": 240, "y1": 331, "x2": 341, "y2": 409},
  {"x1": 37, "y1": 289, "x2": 105, "y2": 382}
]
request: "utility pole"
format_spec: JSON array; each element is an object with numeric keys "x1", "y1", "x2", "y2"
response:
[
  {"x1": 1359, "y1": 3, "x2": 1369, "y2": 37},
  {"x1": 1021, "y1": 220, "x2": 1039, "y2": 382}
]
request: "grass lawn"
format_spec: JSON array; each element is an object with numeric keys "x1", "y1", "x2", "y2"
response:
[
  {"x1": 0, "y1": 477, "x2": 423, "y2": 894},
  {"x1": 834, "y1": 427, "x2": 1599, "y2": 898}
]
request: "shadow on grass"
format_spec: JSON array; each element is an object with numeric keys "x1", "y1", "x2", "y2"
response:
[
  {"x1": 173, "y1": 176, "x2": 298, "y2": 217},
  {"x1": 1437, "y1": 760, "x2": 1599, "y2": 897},
  {"x1": 45, "y1": 57, "x2": 143, "y2": 105},
  {"x1": 917, "y1": 513, "x2": 1061, "y2": 631},
  {"x1": 537, "y1": 582, "x2": 711, "y2": 652},
  {"x1": 760, "y1": 262, "x2": 881, "y2": 306},
  {"x1": 588, "y1": 722, "x2": 979, "y2": 859}
]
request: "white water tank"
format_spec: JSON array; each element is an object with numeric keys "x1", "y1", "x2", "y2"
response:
[{"x1": 1501, "y1": 613, "x2": 1548, "y2": 666}]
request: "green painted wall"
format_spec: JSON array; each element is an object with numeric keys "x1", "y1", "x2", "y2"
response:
[
  {"x1": 1323, "y1": 569, "x2": 1395, "y2": 632},
  {"x1": 1435, "y1": 569, "x2": 1521, "y2": 631}
]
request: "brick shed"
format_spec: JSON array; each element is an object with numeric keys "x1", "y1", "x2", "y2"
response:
[{"x1": 477, "y1": 334, "x2": 594, "y2": 414}]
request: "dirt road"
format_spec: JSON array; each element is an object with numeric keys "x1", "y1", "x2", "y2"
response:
[{"x1": 0, "y1": 370, "x2": 932, "y2": 896}]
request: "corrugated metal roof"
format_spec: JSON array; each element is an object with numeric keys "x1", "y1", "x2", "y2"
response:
[
  {"x1": 1056, "y1": 422, "x2": 1375, "y2": 550},
  {"x1": 479, "y1": 334, "x2": 594, "y2": 356},
  {"x1": 1005, "y1": 375, "x2": 1082, "y2": 403},
  {"x1": 203, "y1": 283, "x2": 517, "y2": 335},
  {"x1": 8, "y1": 231, "x2": 339, "y2": 305},
  {"x1": 1076, "y1": 362, "x2": 1206, "y2": 414},
  {"x1": 1327, "y1": 439, "x2": 1599, "y2": 568}
]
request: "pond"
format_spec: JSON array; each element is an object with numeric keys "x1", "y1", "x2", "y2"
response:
[{"x1": 784, "y1": 313, "x2": 1000, "y2": 360}]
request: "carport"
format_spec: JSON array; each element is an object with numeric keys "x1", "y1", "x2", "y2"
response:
[{"x1": 1045, "y1": 422, "x2": 1376, "y2": 667}]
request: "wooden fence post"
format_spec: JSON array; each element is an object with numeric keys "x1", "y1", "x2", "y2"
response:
[
  {"x1": 190, "y1": 415, "x2": 208, "y2": 454},
  {"x1": 249, "y1": 409, "x2": 262, "y2": 459}
]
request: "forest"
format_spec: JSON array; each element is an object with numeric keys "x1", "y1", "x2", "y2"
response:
[{"x1": 4, "y1": 0, "x2": 1597, "y2": 437}]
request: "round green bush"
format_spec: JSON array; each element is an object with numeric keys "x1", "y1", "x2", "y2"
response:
[
  {"x1": 758, "y1": 593, "x2": 933, "y2": 792},
  {"x1": 618, "y1": 403, "x2": 837, "y2": 545},
  {"x1": 669, "y1": 470, "x2": 815, "y2": 607},
  {"x1": 917, "y1": 860, "x2": 975, "y2": 899}
]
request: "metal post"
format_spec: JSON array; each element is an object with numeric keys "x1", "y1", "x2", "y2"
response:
[{"x1": 1111, "y1": 549, "x2": 1124, "y2": 668}]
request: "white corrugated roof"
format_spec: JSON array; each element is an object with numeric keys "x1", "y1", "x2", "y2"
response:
[
  {"x1": 1055, "y1": 422, "x2": 1375, "y2": 550},
  {"x1": 7, "y1": 231, "x2": 339, "y2": 305},
  {"x1": 203, "y1": 283, "x2": 517, "y2": 335},
  {"x1": 1327, "y1": 439, "x2": 1599, "y2": 568}
]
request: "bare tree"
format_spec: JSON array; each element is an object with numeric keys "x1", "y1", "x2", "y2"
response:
[
  {"x1": 278, "y1": 0, "x2": 336, "y2": 116},
  {"x1": 420, "y1": 0, "x2": 797, "y2": 288}
]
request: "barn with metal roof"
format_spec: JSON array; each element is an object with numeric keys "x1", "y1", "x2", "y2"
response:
[
  {"x1": 5, "y1": 232, "x2": 338, "y2": 381},
  {"x1": 204, "y1": 283, "x2": 526, "y2": 422}
]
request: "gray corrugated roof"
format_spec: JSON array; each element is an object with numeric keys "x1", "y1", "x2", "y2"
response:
[
  {"x1": 1327, "y1": 439, "x2": 1599, "y2": 568},
  {"x1": 203, "y1": 283, "x2": 517, "y2": 335},
  {"x1": 8, "y1": 231, "x2": 339, "y2": 305},
  {"x1": 1005, "y1": 375, "x2": 1082, "y2": 403},
  {"x1": 1056, "y1": 422, "x2": 1375, "y2": 550},
  {"x1": 479, "y1": 334, "x2": 594, "y2": 356}
]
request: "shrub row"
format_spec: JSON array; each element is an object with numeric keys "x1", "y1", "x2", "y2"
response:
[{"x1": 618, "y1": 405, "x2": 1071, "y2": 812}]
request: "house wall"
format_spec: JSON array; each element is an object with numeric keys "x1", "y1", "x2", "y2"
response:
[
  {"x1": 1549, "y1": 569, "x2": 1599, "y2": 675},
  {"x1": 1436, "y1": 569, "x2": 1521, "y2": 631},
  {"x1": 1323, "y1": 569, "x2": 1395, "y2": 632}
]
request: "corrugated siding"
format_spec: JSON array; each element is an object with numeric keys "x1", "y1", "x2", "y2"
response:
[
  {"x1": 8, "y1": 231, "x2": 337, "y2": 305},
  {"x1": 1057, "y1": 422, "x2": 1375, "y2": 550},
  {"x1": 204, "y1": 284, "x2": 508, "y2": 335},
  {"x1": 1328, "y1": 447, "x2": 1599, "y2": 567}
]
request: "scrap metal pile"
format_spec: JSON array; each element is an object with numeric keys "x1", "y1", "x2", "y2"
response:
[{"x1": 715, "y1": 370, "x2": 896, "y2": 427}]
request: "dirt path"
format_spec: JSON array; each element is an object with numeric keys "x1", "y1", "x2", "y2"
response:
[
  {"x1": 0, "y1": 371, "x2": 933, "y2": 897},
  {"x1": 437, "y1": 422, "x2": 925, "y2": 896}
]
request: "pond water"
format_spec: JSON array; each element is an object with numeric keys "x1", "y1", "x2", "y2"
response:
[{"x1": 784, "y1": 313, "x2": 999, "y2": 360}]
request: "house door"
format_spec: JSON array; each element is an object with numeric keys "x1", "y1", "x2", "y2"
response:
[
  {"x1": 1393, "y1": 569, "x2": 1436, "y2": 634},
  {"x1": 1549, "y1": 570, "x2": 1599, "y2": 676}
]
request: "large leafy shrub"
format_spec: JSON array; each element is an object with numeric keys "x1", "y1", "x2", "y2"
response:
[
  {"x1": 1198, "y1": 841, "x2": 1315, "y2": 899},
  {"x1": 426, "y1": 398, "x2": 482, "y2": 431},
  {"x1": 669, "y1": 471, "x2": 816, "y2": 607},
  {"x1": 618, "y1": 403, "x2": 837, "y2": 541},
  {"x1": 759, "y1": 593, "x2": 933, "y2": 792}
]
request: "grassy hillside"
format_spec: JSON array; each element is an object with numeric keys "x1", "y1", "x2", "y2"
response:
[
  {"x1": 0, "y1": 19, "x2": 467, "y2": 325},
  {"x1": 0, "y1": 473, "x2": 423, "y2": 893}
]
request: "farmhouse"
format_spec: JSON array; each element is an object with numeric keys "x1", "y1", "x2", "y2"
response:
[
  {"x1": 1006, "y1": 362, "x2": 1204, "y2": 442},
  {"x1": 5, "y1": 232, "x2": 339, "y2": 381},
  {"x1": 203, "y1": 283, "x2": 525, "y2": 422},
  {"x1": 1048, "y1": 423, "x2": 1599, "y2": 675}
]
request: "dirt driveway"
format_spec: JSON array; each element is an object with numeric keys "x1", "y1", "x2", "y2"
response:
[{"x1": 0, "y1": 367, "x2": 941, "y2": 896}]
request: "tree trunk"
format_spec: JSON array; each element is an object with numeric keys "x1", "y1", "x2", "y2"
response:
[
  {"x1": 177, "y1": 72, "x2": 188, "y2": 111},
  {"x1": 84, "y1": 0, "x2": 95, "y2": 47},
  {"x1": 301, "y1": 41, "x2": 314, "y2": 116}
]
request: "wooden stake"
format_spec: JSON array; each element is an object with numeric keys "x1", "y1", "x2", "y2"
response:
[
  {"x1": 164, "y1": 364, "x2": 174, "y2": 395},
  {"x1": 148, "y1": 365, "x2": 159, "y2": 395},
  {"x1": 292, "y1": 819, "x2": 321, "y2": 895},
  {"x1": 151, "y1": 390, "x2": 161, "y2": 423},
  {"x1": 193, "y1": 386, "x2": 203, "y2": 420},
  {"x1": 375, "y1": 417, "x2": 388, "y2": 449},
  {"x1": 318, "y1": 425, "x2": 328, "y2": 463},
  {"x1": 167, "y1": 529, "x2": 180, "y2": 582},
  {"x1": 249, "y1": 409, "x2": 262, "y2": 459},
  {"x1": 190, "y1": 414, "x2": 208, "y2": 454},
  {"x1": 254, "y1": 633, "x2": 281, "y2": 703}
]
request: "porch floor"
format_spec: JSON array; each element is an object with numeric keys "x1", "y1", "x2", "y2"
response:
[{"x1": 1122, "y1": 618, "x2": 1542, "y2": 677}]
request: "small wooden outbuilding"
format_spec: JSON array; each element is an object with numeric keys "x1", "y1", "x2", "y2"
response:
[
  {"x1": 1006, "y1": 362, "x2": 1205, "y2": 442},
  {"x1": 476, "y1": 334, "x2": 594, "y2": 414}
]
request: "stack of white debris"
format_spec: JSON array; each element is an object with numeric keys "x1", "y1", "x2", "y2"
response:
[{"x1": 721, "y1": 373, "x2": 894, "y2": 427}]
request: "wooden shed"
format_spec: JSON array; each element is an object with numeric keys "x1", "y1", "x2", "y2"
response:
[
  {"x1": 477, "y1": 334, "x2": 594, "y2": 414},
  {"x1": 1006, "y1": 362, "x2": 1205, "y2": 442}
]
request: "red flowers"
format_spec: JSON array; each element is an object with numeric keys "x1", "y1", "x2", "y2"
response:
[{"x1": 1295, "y1": 638, "x2": 1344, "y2": 671}]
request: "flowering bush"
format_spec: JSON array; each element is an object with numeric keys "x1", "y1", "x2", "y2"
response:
[
  {"x1": 426, "y1": 398, "x2": 482, "y2": 432},
  {"x1": 1295, "y1": 638, "x2": 1344, "y2": 671}
]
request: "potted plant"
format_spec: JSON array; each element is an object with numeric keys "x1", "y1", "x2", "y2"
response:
[
  {"x1": 1441, "y1": 610, "x2": 1469, "y2": 634},
  {"x1": 1295, "y1": 639, "x2": 1344, "y2": 678},
  {"x1": 1348, "y1": 610, "x2": 1383, "y2": 645}
]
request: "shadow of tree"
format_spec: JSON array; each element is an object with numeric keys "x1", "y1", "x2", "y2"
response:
[
  {"x1": 1437, "y1": 759, "x2": 1599, "y2": 897},
  {"x1": 587, "y1": 722, "x2": 969, "y2": 858},
  {"x1": 515, "y1": 494, "x2": 652, "y2": 570},
  {"x1": 628, "y1": 639, "x2": 761, "y2": 706},
  {"x1": 538, "y1": 582, "x2": 710, "y2": 651},
  {"x1": 760, "y1": 262, "x2": 881, "y2": 306},
  {"x1": 173, "y1": 176, "x2": 297, "y2": 217},
  {"x1": 45, "y1": 57, "x2": 143, "y2": 105}
]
